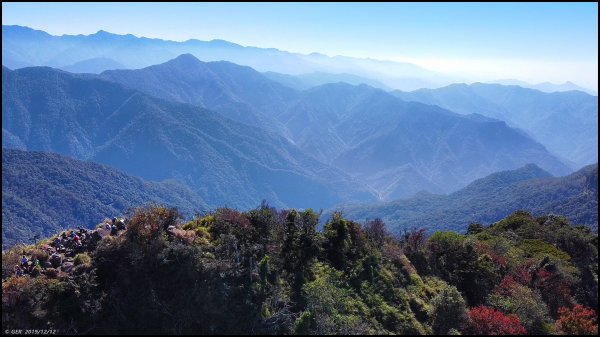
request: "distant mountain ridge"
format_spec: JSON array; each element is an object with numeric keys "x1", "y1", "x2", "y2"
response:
[
  {"x1": 333, "y1": 163, "x2": 598, "y2": 233},
  {"x1": 491, "y1": 79, "x2": 597, "y2": 95},
  {"x1": 393, "y1": 83, "x2": 598, "y2": 168},
  {"x1": 263, "y1": 71, "x2": 392, "y2": 91},
  {"x1": 2, "y1": 24, "x2": 456, "y2": 90},
  {"x1": 60, "y1": 57, "x2": 126, "y2": 73}
]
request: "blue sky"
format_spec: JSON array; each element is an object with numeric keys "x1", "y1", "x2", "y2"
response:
[{"x1": 2, "y1": 2, "x2": 598, "y2": 89}]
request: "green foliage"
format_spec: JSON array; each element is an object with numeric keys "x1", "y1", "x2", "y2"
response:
[
  {"x1": 429, "y1": 231, "x2": 466, "y2": 249},
  {"x1": 428, "y1": 232, "x2": 500, "y2": 305},
  {"x1": 73, "y1": 253, "x2": 92, "y2": 267},
  {"x1": 467, "y1": 223, "x2": 485, "y2": 235},
  {"x1": 429, "y1": 285, "x2": 468, "y2": 335},
  {"x1": 282, "y1": 208, "x2": 321, "y2": 308},
  {"x1": 323, "y1": 212, "x2": 354, "y2": 270},
  {"x1": 258, "y1": 255, "x2": 272, "y2": 290},
  {"x1": 487, "y1": 211, "x2": 598, "y2": 312},
  {"x1": 518, "y1": 239, "x2": 572, "y2": 262},
  {"x1": 298, "y1": 263, "x2": 369, "y2": 334},
  {"x1": 492, "y1": 210, "x2": 537, "y2": 233},
  {"x1": 488, "y1": 283, "x2": 552, "y2": 334}
]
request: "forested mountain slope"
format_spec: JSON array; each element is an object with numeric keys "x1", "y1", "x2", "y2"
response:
[
  {"x1": 334, "y1": 163, "x2": 598, "y2": 233},
  {"x1": 2, "y1": 66, "x2": 374, "y2": 210},
  {"x1": 2, "y1": 148, "x2": 206, "y2": 249}
]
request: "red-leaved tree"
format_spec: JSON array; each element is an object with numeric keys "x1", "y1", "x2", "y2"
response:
[
  {"x1": 554, "y1": 304, "x2": 598, "y2": 335},
  {"x1": 466, "y1": 305, "x2": 527, "y2": 335}
]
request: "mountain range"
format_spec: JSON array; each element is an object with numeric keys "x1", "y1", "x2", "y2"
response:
[
  {"x1": 263, "y1": 71, "x2": 392, "y2": 91},
  {"x1": 332, "y1": 163, "x2": 598, "y2": 234},
  {"x1": 2, "y1": 24, "x2": 456, "y2": 91},
  {"x1": 94, "y1": 54, "x2": 571, "y2": 199},
  {"x1": 98, "y1": 54, "x2": 297, "y2": 135},
  {"x1": 6, "y1": 145, "x2": 592, "y2": 250},
  {"x1": 2, "y1": 65, "x2": 374, "y2": 210},
  {"x1": 393, "y1": 83, "x2": 598, "y2": 168},
  {"x1": 491, "y1": 79, "x2": 597, "y2": 95},
  {"x1": 5, "y1": 24, "x2": 597, "y2": 93}
]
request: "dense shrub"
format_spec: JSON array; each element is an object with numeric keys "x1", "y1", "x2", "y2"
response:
[
  {"x1": 466, "y1": 305, "x2": 527, "y2": 335},
  {"x1": 429, "y1": 285, "x2": 467, "y2": 334},
  {"x1": 554, "y1": 305, "x2": 598, "y2": 335}
]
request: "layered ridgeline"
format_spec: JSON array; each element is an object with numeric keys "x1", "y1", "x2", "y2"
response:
[
  {"x1": 2, "y1": 66, "x2": 374, "y2": 210},
  {"x1": 334, "y1": 163, "x2": 598, "y2": 234},
  {"x1": 263, "y1": 71, "x2": 392, "y2": 91},
  {"x1": 394, "y1": 83, "x2": 599, "y2": 168},
  {"x1": 2, "y1": 206, "x2": 598, "y2": 334},
  {"x1": 287, "y1": 84, "x2": 569, "y2": 198},
  {"x1": 2, "y1": 148, "x2": 207, "y2": 249},
  {"x1": 1, "y1": 25, "x2": 454, "y2": 90},
  {"x1": 4, "y1": 26, "x2": 595, "y2": 164},
  {"x1": 98, "y1": 54, "x2": 298, "y2": 135},
  {"x1": 491, "y1": 79, "x2": 597, "y2": 95},
  {"x1": 97, "y1": 54, "x2": 570, "y2": 199}
]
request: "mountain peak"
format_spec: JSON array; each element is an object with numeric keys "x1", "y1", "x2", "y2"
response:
[
  {"x1": 208, "y1": 39, "x2": 239, "y2": 47},
  {"x1": 173, "y1": 53, "x2": 201, "y2": 62},
  {"x1": 2, "y1": 25, "x2": 52, "y2": 38},
  {"x1": 92, "y1": 29, "x2": 113, "y2": 36},
  {"x1": 87, "y1": 29, "x2": 140, "y2": 41},
  {"x1": 459, "y1": 164, "x2": 552, "y2": 195},
  {"x1": 165, "y1": 53, "x2": 204, "y2": 67},
  {"x1": 519, "y1": 163, "x2": 550, "y2": 174},
  {"x1": 493, "y1": 163, "x2": 553, "y2": 180}
]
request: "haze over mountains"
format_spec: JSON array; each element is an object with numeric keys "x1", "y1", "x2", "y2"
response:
[
  {"x1": 2, "y1": 53, "x2": 578, "y2": 205},
  {"x1": 6, "y1": 24, "x2": 597, "y2": 95},
  {"x1": 2, "y1": 66, "x2": 374, "y2": 210},
  {"x1": 491, "y1": 79, "x2": 597, "y2": 96},
  {"x1": 2, "y1": 25, "x2": 598, "y2": 246},
  {"x1": 93, "y1": 54, "x2": 570, "y2": 198},
  {"x1": 0, "y1": 24, "x2": 464, "y2": 91},
  {"x1": 263, "y1": 71, "x2": 392, "y2": 91},
  {"x1": 394, "y1": 83, "x2": 598, "y2": 168}
]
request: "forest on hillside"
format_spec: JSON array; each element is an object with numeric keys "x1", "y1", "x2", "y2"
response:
[{"x1": 2, "y1": 205, "x2": 597, "y2": 335}]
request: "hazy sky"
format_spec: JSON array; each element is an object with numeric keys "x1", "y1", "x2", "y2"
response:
[{"x1": 3, "y1": 2, "x2": 598, "y2": 90}]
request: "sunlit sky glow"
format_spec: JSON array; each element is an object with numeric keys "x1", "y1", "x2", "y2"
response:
[{"x1": 2, "y1": 2, "x2": 598, "y2": 90}]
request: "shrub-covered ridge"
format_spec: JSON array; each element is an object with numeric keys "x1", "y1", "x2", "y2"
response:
[{"x1": 2, "y1": 206, "x2": 598, "y2": 335}]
